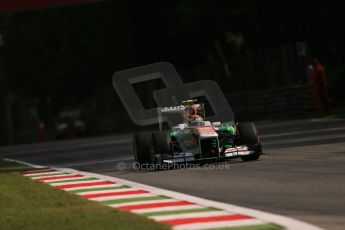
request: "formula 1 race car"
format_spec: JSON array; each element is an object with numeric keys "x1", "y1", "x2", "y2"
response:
[{"x1": 133, "y1": 100, "x2": 262, "y2": 166}]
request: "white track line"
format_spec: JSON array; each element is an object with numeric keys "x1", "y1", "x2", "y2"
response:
[
  {"x1": 58, "y1": 168, "x2": 323, "y2": 230},
  {"x1": 76, "y1": 187, "x2": 136, "y2": 196},
  {"x1": 58, "y1": 158, "x2": 130, "y2": 167},
  {"x1": 50, "y1": 179, "x2": 103, "y2": 186},
  {"x1": 98, "y1": 193, "x2": 158, "y2": 202},
  {"x1": 65, "y1": 184, "x2": 125, "y2": 191},
  {"x1": 86, "y1": 189, "x2": 149, "y2": 201},
  {"x1": 151, "y1": 211, "x2": 232, "y2": 221},
  {"x1": 4, "y1": 158, "x2": 47, "y2": 169},
  {"x1": 25, "y1": 172, "x2": 65, "y2": 177},
  {"x1": 43, "y1": 177, "x2": 90, "y2": 183},
  {"x1": 7, "y1": 159, "x2": 323, "y2": 230},
  {"x1": 31, "y1": 174, "x2": 82, "y2": 180},
  {"x1": 2, "y1": 138, "x2": 132, "y2": 156},
  {"x1": 261, "y1": 126, "x2": 345, "y2": 139},
  {"x1": 173, "y1": 219, "x2": 266, "y2": 230},
  {"x1": 263, "y1": 133, "x2": 345, "y2": 145},
  {"x1": 132, "y1": 205, "x2": 206, "y2": 214},
  {"x1": 109, "y1": 199, "x2": 178, "y2": 208}
]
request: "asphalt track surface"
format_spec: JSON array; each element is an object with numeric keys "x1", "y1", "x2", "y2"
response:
[{"x1": 1, "y1": 118, "x2": 345, "y2": 230}]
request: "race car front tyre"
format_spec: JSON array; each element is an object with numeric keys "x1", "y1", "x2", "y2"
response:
[
  {"x1": 237, "y1": 122, "x2": 261, "y2": 161},
  {"x1": 152, "y1": 131, "x2": 171, "y2": 163},
  {"x1": 241, "y1": 143, "x2": 261, "y2": 161},
  {"x1": 133, "y1": 132, "x2": 152, "y2": 165},
  {"x1": 238, "y1": 122, "x2": 258, "y2": 145}
]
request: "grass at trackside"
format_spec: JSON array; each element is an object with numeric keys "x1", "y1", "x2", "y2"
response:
[
  {"x1": 0, "y1": 160, "x2": 284, "y2": 230},
  {"x1": 0, "y1": 160, "x2": 170, "y2": 230},
  {"x1": 0, "y1": 160, "x2": 33, "y2": 173}
]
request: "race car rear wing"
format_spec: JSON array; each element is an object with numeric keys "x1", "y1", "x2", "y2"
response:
[{"x1": 157, "y1": 101, "x2": 205, "y2": 131}]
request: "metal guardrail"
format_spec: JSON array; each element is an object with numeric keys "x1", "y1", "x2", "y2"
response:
[{"x1": 226, "y1": 84, "x2": 323, "y2": 119}]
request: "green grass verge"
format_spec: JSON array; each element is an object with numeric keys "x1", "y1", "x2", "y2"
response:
[{"x1": 0, "y1": 160, "x2": 170, "y2": 230}]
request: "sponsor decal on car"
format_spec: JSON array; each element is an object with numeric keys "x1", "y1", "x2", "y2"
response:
[{"x1": 224, "y1": 146, "x2": 248, "y2": 153}]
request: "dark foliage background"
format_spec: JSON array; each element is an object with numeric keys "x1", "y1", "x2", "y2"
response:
[{"x1": 1, "y1": 0, "x2": 345, "y2": 144}]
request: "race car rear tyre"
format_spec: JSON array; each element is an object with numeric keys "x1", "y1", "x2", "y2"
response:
[
  {"x1": 133, "y1": 132, "x2": 152, "y2": 165},
  {"x1": 152, "y1": 131, "x2": 171, "y2": 164},
  {"x1": 237, "y1": 122, "x2": 261, "y2": 161}
]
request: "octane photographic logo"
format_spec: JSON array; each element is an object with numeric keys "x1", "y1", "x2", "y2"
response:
[
  {"x1": 115, "y1": 161, "x2": 231, "y2": 171},
  {"x1": 112, "y1": 62, "x2": 234, "y2": 126}
]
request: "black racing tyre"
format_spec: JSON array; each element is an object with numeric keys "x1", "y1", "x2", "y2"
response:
[
  {"x1": 237, "y1": 122, "x2": 261, "y2": 161},
  {"x1": 133, "y1": 132, "x2": 152, "y2": 164},
  {"x1": 241, "y1": 143, "x2": 261, "y2": 161},
  {"x1": 238, "y1": 122, "x2": 258, "y2": 145},
  {"x1": 152, "y1": 131, "x2": 171, "y2": 163}
]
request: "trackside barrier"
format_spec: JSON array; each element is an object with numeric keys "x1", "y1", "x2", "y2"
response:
[
  {"x1": 36, "y1": 119, "x2": 45, "y2": 142},
  {"x1": 227, "y1": 84, "x2": 322, "y2": 119}
]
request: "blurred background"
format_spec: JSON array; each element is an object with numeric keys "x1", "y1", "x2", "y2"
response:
[{"x1": 1, "y1": 0, "x2": 344, "y2": 146}]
